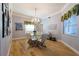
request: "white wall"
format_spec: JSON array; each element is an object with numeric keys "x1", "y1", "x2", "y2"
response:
[
  {"x1": 61, "y1": 4, "x2": 79, "y2": 53},
  {"x1": 12, "y1": 15, "x2": 25, "y2": 38},
  {"x1": 12, "y1": 14, "x2": 32, "y2": 38},
  {"x1": 41, "y1": 3, "x2": 79, "y2": 53},
  {"x1": 12, "y1": 14, "x2": 43, "y2": 39},
  {"x1": 0, "y1": 3, "x2": 2, "y2": 55},
  {"x1": 41, "y1": 13, "x2": 61, "y2": 40},
  {"x1": 0, "y1": 3, "x2": 13, "y2": 56}
]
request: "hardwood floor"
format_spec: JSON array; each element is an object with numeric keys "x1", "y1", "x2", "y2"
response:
[{"x1": 9, "y1": 39, "x2": 78, "y2": 56}]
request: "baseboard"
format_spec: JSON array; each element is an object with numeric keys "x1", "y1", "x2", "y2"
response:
[
  {"x1": 58, "y1": 40, "x2": 79, "y2": 55},
  {"x1": 7, "y1": 39, "x2": 12, "y2": 56},
  {"x1": 57, "y1": 40, "x2": 62, "y2": 42},
  {"x1": 12, "y1": 37, "x2": 26, "y2": 40},
  {"x1": 7, "y1": 37, "x2": 26, "y2": 55}
]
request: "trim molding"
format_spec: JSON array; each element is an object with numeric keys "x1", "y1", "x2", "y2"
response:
[
  {"x1": 7, "y1": 37, "x2": 27, "y2": 55},
  {"x1": 7, "y1": 39, "x2": 12, "y2": 56},
  {"x1": 12, "y1": 11, "x2": 32, "y2": 19},
  {"x1": 12, "y1": 37, "x2": 27, "y2": 40},
  {"x1": 58, "y1": 40, "x2": 79, "y2": 55}
]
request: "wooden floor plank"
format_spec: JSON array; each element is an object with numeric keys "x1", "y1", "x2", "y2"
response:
[{"x1": 9, "y1": 39, "x2": 78, "y2": 56}]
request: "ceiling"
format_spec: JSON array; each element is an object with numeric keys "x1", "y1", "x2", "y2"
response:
[{"x1": 13, "y1": 3, "x2": 66, "y2": 19}]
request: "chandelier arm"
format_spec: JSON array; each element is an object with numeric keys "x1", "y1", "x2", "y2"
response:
[
  {"x1": 35, "y1": 8, "x2": 37, "y2": 17},
  {"x1": 32, "y1": 8, "x2": 40, "y2": 23}
]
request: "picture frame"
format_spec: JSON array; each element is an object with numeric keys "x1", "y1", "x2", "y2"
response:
[
  {"x1": 15, "y1": 23, "x2": 23, "y2": 30},
  {"x1": 2, "y1": 3, "x2": 10, "y2": 38}
]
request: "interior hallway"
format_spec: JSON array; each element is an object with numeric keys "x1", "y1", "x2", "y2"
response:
[{"x1": 9, "y1": 39, "x2": 78, "y2": 56}]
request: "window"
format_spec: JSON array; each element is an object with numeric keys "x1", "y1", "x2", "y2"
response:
[
  {"x1": 25, "y1": 24, "x2": 34, "y2": 33},
  {"x1": 64, "y1": 15, "x2": 77, "y2": 36}
]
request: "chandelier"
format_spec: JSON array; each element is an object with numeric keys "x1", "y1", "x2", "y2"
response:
[{"x1": 32, "y1": 8, "x2": 40, "y2": 23}]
